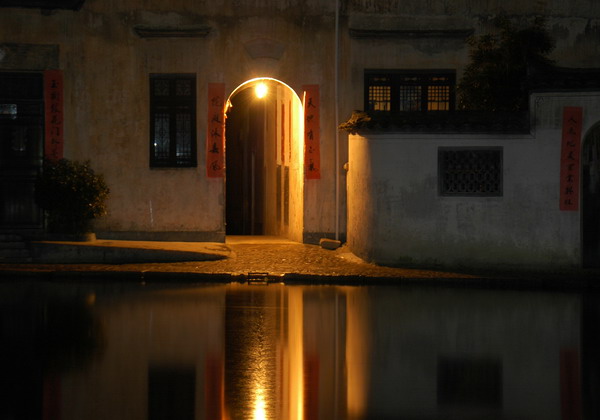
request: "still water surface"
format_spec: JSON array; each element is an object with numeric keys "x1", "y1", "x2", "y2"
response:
[{"x1": 1, "y1": 281, "x2": 598, "y2": 420}]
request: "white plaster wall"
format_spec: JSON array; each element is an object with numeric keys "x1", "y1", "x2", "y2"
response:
[{"x1": 348, "y1": 93, "x2": 600, "y2": 268}]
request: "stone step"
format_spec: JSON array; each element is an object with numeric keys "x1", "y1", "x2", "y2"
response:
[
  {"x1": 0, "y1": 233, "x2": 24, "y2": 242},
  {"x1": 1, "y1": 241, "x2": 28, "y2": 249},
  {"x1": 0, "y1": 247, "x2": 32, "y2": 261},
  {"x1": 0, "y1": 233, "x2": 32, "y2": 262}
]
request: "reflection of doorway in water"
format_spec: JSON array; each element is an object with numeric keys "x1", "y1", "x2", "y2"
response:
[
  {"x1": 582, "y1": 124, "x2": 600, "y2": 268},
  {"x1": 224, "y1": 286, "x2": 284, "y2": 420},
  {"x1": 225, "y1": 79, "x2": 303, "y2": 238}
]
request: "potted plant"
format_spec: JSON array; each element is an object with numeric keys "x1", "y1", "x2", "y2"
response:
[{"x1": 35, "y1": 159, "x2": 110, "y2": 241}]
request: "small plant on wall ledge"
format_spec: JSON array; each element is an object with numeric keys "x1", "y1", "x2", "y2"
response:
[{"x1": 35, "y1": 159, "x2": 110, "y2": 239}]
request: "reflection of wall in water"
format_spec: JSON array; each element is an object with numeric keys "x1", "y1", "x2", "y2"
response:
[
  {"x1": 345, "y1": 288, "x2": 581, "y2": 420},
  {"x1": 303, "y1": 287, "x2": 347, "y2": 420},
  {"x1": 57, "y1": 285, "x2": 310, "y2": 420},
  {"x1": 582, "y1": 293, "x2": 600, "y2": 419},
  {"x1": 59, "y1": 287, "x2": 226, "y2": 420},
  {"x1": 46, "y1": 285, "x2": 585, "y2": 420}
]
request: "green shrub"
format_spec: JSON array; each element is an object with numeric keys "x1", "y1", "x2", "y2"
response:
[
  {"x1": 35, "y1": 159, "x2": 110, "y2": 234},
  {"x1": 457, "y1": 15, "x2": 555, "y2": 111}
]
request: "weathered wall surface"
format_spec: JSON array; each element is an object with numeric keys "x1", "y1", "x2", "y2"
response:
[
  {"x1": 2, "y1": 0, "x2": 600, "y2": 242},
  {"x1": 347, "y1": 92, "x2": 600, "y2": 268},
  {"x1": 344, "y1": 0, "x2": 600, "y2": 67},
  {"x1": 0, "y1": 1, "x2": 339, "y2": 241},
  {"x1": 342, "y1": 0, "x2": 600, "y2": 127},
  {"x1": 339, "y1": 2, "x2": 600, "y2": 252}
]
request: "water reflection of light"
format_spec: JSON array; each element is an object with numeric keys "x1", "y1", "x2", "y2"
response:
[
  {"x1": 250, "y1": 336, "x2": 270, "y2": 420},
  {"x1": 253, "y1": 387, "x2": 267, "y2": 420}
]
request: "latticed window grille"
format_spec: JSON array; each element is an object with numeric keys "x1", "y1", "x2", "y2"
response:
[
  {"x1": 368, "y1": 85, "x2": 391, "y2": 111},
  {"x1": 153, "y1": 113, "x2": 170, "y2": 160},
  {"x1": 427, "y1": 85, "x2": 451, "y2": 111},
  {"x1": 439, "y1": 148, "x2": 503, "y2": 196},
  {"x1": 175, "y1": 113, "x2": 192, "y2": 164},
  {"x1": 367, "y1": 75, "x2": 391, "y2": 111},
  {"x1": 175, "y1": 79, "x2": 193, "y2": 97},
  {"x1": 398, "y1": 85, "x2": 421, "y2": 111},
  {"x1": 153, "y1": 79, "x2": 170, "y2": 97},
  {"x1": 365, "y1": 70, "x2": 455, "y2": 112},
  {"x1": 150, "y1": 74, "x2": 196, "y2": 167}
]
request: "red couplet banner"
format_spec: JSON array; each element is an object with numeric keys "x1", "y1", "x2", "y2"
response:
[
  {"x1": 204, "y1": 355, "x2": 224, "y2": 420},
  {"x1": 559, "y1": 107, "x2": 583, "y2": 211},
  {"x1": 207, "y1": 83, "x2": 225, "y2": 178},
  {"x1": 303, "y1": 85, "x2": 321, "y2": 179},
  {"x1": 44, "y1": 70, "x2": 64, "y2": 161},
  {"x1": 281, "y1": 102, "x2": 285, "y2": 163},
  {"x1": 559, "y1": 348, "x2": 582, "y2": 420}
]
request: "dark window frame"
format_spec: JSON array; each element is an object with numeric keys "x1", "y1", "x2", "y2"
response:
[
  {"x1": 364, "y1": 69, "x2": 456, "y2": 112},
  {"x1": 149, "y1": 74, "x2": 197, "y2": 168},
  {"x1": 438, "y1": 147, "x2": 503, "y2": 197}
]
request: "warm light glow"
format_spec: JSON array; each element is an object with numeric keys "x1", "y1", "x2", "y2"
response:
[
  {"x1": 255, "y1": 82, "x2": 268, "y2": 99},
  {"x1": 253, "y1": 388, "x2": 267, "y2": 420},
  {"x1": 226, "y1": 77, "x2": 305, "y2": 243}
]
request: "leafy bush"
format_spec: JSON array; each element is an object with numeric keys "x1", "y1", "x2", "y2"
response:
[
  {"x1": 457, "y1": 16, "x2": 555, "y2": 111},
  {"x1": 35, "y1": 159, "x2": 110, "y2": 234}
]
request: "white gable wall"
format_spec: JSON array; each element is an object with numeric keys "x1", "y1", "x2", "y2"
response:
[{"x1": 347, "y1": 92, "x2": 600, "y2": 268}]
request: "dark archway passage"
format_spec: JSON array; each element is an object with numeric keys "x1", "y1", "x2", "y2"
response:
[
  {"x1": 582, "y1": 125, "x2": 600, "y2": 267},
  {"x1": 225, "y1": 87, "x2": 266, "y2": 235},
  {"x1": 225, "y1": 78, "x2": 304, "y2": 239}
]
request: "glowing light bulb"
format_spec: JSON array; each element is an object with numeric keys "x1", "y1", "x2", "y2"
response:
[{"x1": 255, "y1": 82, "x2": 268, "y2": 99}]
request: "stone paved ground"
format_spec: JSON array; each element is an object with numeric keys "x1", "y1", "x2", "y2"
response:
[
  {"x1": 0, "y1": 242, "x2": 464, "y2": 279},
  {"x1": 1, "y1": 236, "x2": 599, "y2": 289}
]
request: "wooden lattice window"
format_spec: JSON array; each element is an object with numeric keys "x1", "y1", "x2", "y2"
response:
[
  {"x1": 150, "y1": 74, "x2": 196, "y2": 167},
  {"x1": 439, "y1": 148, "x2": 503, "y2": 196},
  {"x1": 365, "y1": 70, "x2": 455, "y2": 112},
  {"x1": 367, "y1": 80, "x2": 392, "y2": 111}
]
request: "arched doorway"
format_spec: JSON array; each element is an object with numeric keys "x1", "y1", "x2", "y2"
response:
[
  {"x1": 225, "y1": 78, "x2": 304, "y2": 240},
  {"x1": 582, "y1": 123, "x2": 600, "y2": 267}
]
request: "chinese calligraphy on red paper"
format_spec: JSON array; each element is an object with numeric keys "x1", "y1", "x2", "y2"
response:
[
  {"x1": 560, "y1": 107, "x2": 583, "y2": 211},
  {"x1": 207, "y1": 83, "x2": 225, "y2": 178},
  {"x1": 302, "y1": 85, "x2": 320, "y2": 179},
  {"x1": 44, "y1": 70, "x2": 64, "y2": 161}
]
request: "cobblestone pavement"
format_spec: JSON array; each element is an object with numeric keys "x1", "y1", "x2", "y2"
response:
[
  {"x1": 1, "y1": 242, "x2": 466, "y2": 279},
  {"x1": 1, "y1": 236, "x2": 599, "y2": 288}
]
